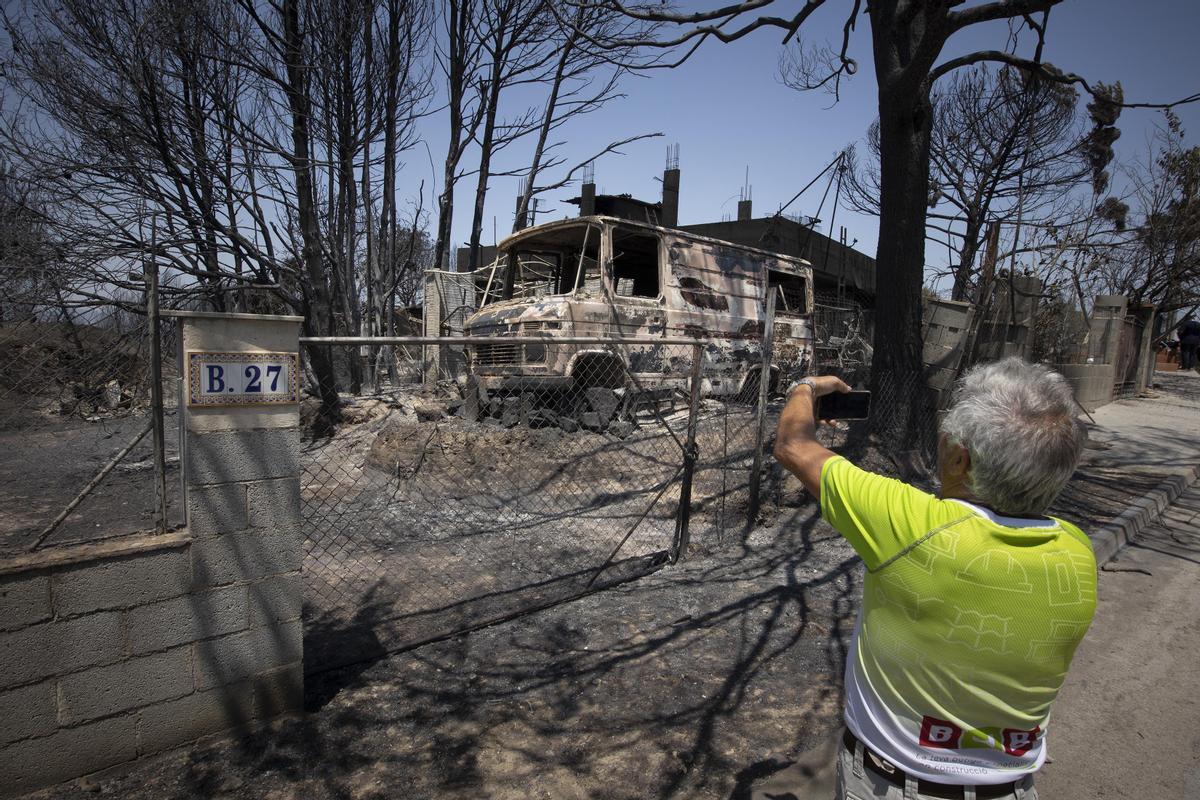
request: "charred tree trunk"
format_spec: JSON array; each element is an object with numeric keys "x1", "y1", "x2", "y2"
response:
[
  {"x1": 867, "y1": 3, "x2": 947, "y2": 448},
  {"x1": 283, "y1": 0, "x2": 340, "y2": 424},
  {"x1": 468, "y1": 69, "x2": 503, "y2": 272},
  {"x1": 432, "y1": 0, "x2": 469, "y2": 272},
  {"x1": 337, "y1": 39, "x2": 362, "y2": 395},
  {"x1": 380, "y1": 0, "x2": 403, "y2": 384},
  {"x1": 950, "y1": 213, "x2": 983, "y2": 302},
  {"x1": 514, "y1": 22, "x2": 576, "y2": 233}
]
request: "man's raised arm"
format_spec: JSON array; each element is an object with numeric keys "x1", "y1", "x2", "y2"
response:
[{"x1": 772, "y1": 375, "x2": 852, "y2": 502}]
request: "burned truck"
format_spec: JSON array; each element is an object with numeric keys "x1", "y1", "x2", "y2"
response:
[{"x1": 462, "y1": 216, "x2": 814, "y2": 415}]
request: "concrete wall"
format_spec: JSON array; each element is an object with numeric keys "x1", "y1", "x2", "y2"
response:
[
  {"x1": 923, "y1": 299, "x2": 974, "y2": 409},
  {"x1": 1060, "y1": 362, "x2": 1116, "y2": 412},
  {"x1": 0, "y1": 312, "x2": 304, "y2": 796}
]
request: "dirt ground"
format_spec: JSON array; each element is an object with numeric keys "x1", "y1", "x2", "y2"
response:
[
  {"x1": 37, "y1": 501, "x2": 862, "y2": 800},
  {"x1": 300, "y1": 395, "x2": 765, "y2": 672}
]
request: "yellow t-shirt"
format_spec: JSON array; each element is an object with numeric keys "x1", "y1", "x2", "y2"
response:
[{"x1": 820, "y1": 456, "x2": 1097, "y2": 784}]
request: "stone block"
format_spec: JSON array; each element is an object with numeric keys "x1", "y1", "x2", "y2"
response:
[
  {"x1": 0, "y1": 574, "x2": 51, "y2": 632},
  {"x1": 578, "y1": 411, "x2": 605, "y2": 431},
  {"x1": 0, "y1": 613, "x2": 122, "y2": 690},
  {"x1": 584, "y1": 387, "x2": 620, "y2": 422},
  {"x1": 0, "y1": 681, "x2": 57, "y2": 745},
  {"x1": 180, "y1": 315, "x2": 300, "y2": 354},
  {"x1": 253, "y1": 663, "x2": 303, "y2": 717},
  {"x1": 186, "y1": 482, "x2": 248, "y2": 538},
  {"x1": 0, "y1": 712, "x2": 137, "y2": 797},
  {"x1": 246, "y1": 477, "x2": 301, "y2": 531},
  {"x1": 247, "y1": 573, "x2": 302, "y2": 628},
  {"x1": 58, "y1": 647, "x2": 194, "y2": 724},
  {"x1": 126, "y1": 586, "x2": 249, "y2": 655},
  {"x1": 186, "y1": 405, "x2": 299, "y2": 433},
  {"x1": 137, "y1": 681, "x2": 255, "y2": 755},
  {"x1": 185, "y1": 428, "x2": 300, "y2": 486},
  {"x1": 53, "y1": 550, "x2": 192, "y2": 617},
  {"x1": 194, "y1": 619, "x2": 302, "y2": 691},
  {"x1": 191, "y1": 528, "x2": 303, "y2": 588}
]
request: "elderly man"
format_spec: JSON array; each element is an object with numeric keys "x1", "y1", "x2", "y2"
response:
[{"x1": 774, "y1": 357, "x2": 1095, "y2": 800}]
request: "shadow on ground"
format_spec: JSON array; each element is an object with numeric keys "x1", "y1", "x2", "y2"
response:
[{"x1": 34, "y1": 506, "x2": 860, "y2": 800}]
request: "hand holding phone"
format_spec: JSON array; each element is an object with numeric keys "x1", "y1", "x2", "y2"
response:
[{"x1": 817, "y1": 390, "x2": 871, "y2": 420}]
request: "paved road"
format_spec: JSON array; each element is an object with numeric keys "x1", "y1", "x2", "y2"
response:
[
  {"x1": 1038, "y1": 483, "x2": 1200, "y2": 799},
  {"x1": 1084, "y1": 370, "x2": 1200, "y2": 474}
]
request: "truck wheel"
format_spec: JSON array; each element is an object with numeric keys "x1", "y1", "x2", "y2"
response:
[{"x1": 735, "y1": 368, "x2": 780, "y2": 404}]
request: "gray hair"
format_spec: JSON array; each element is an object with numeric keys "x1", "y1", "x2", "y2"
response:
[{"x1": 940, "y1": 357, "x2": 1085, "y2": 516}]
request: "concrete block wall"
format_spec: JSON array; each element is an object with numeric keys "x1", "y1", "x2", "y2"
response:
[
  {"x1": 1088, "y1": 294, "x2": 1128, "y2": 365},
  {"x1": 1060, "y1": 363, "x2": 1117, "y2": 412},
  {"x1": 0, "y1": 533, "x2": 300, "y2": 796},
  {"x1": 0, "y1": 312, "x2": 305, "y2": 797}
]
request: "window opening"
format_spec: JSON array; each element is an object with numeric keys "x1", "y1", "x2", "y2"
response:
[
  {"x1": 495, "y1": 224, "x2": 601, "y2": 303},
  {"x1": 768, "y1": 270, "x2": 808, "y2": 317},
  {"x1": 610, "y1": 230, "x2": 661, "y2": 298}
]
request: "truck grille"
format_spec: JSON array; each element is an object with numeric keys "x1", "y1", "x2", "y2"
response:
[{"x1": 474, "y1": 342, "x2": 523, "y2": 367}]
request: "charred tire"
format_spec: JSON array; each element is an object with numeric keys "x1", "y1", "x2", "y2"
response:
[
  {"x1": 570, "y1": 354, "x2": 628, "y2": 390},
  {"x1": 735, "y1": 367, "x2": 780, "y2": 404}
]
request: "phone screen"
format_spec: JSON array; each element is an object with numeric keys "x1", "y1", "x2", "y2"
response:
[{"x1": 817, "y1": 390, "x2": 871, "y2": 420}]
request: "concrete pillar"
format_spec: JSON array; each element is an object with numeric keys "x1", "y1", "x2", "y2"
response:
[
  {"x1": 579, "y1": 182, "x2": 596, "y2": 217},
  {"x1": 661, "y1": 168, "x2": 680, "y2": 227},
  {"x1": 423, "y1": 271, "x2": 442, "y2": 388},
  {"x1": 737, "y1": 199, "x2": 753, "y2": 222},
  {"x1": 1007, "y1": 275, "x2": 1042, "y2": 357},
  {"x1": 1059, "y1": 363, "x2": 1116, "y2": 411},
  {"x1": 1089, "y1": 294, "x2": 1128, "y2": 365},
  {"x1": 1133, "y1": 303, "x2": 1157, "y2": 392},
  {"x1": 175, "y1": 312, "x2": 304, "y2": 717}
]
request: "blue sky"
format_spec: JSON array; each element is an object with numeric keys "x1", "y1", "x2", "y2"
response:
[{"x1": 409, "y1": 0, "x2": 1200, "y2": 276}]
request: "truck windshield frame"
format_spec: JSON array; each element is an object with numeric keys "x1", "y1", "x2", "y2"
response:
[{"x1": 496, "y1": 223, "x2": 602, "y2": 302}]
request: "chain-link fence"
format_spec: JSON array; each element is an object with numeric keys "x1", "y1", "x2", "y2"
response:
[
  {"x1": 0, "y1": 295, "x2": 181, "y2": 556},
  {"x1": 298, "y1": 309, "x2": 968, "y2": 673},
  {"x1": 301, "y1": 336, "x2": 801, "y2": 672}
]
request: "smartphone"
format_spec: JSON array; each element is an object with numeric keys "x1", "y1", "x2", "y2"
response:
[{"x1": 817, "y1": 390, "x2": 871, "y2": 420}]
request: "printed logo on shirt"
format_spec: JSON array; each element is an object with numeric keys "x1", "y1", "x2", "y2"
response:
[
  {"x1": 1001, "y1": 726, "x2": 1041, "y2": 756},
  {"x1": 919, "y1": 716, "x2": 1041, "y2": 756},
  {"x1": 920, "y1": 716, "x2": 962, "y2": 748}
]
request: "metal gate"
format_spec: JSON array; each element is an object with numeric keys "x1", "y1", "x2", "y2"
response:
[
  {"x1": 297, "y1": 336, "x2": 761, "y2": 673},
  {"x1": 1113, "y1": 315, "x2": 1145, "y2": 399}
]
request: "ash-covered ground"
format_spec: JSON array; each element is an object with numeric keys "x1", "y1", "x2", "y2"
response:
[
  {"x1": 0, "y1": 410, "x2": 182, "y2": 557},
  {"x1": 300, "y1": 390, "x2": 769, "y2": 672}
]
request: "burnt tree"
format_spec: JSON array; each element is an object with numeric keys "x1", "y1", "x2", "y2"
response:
[{"x1": 843, "y1": 66, "x2": 1084, "y2": 304}]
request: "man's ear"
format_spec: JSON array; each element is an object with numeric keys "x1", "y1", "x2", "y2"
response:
[{"x1": 949, "y1": 443, "x2": 971, "y2": 478}]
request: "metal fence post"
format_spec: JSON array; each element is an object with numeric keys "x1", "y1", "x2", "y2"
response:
[
  {"x1": 671, "y1": 341, "x2": 705, "y2": 563},
  {"x1": 746, "y1": 291, "x2": 777, "y2": 531},
  {"x1": 422, "y1": 271, "x2": 442, "y2": 390},
  {"x1": 147, "y1": 255, "x2": 167, "y2": 533}
]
